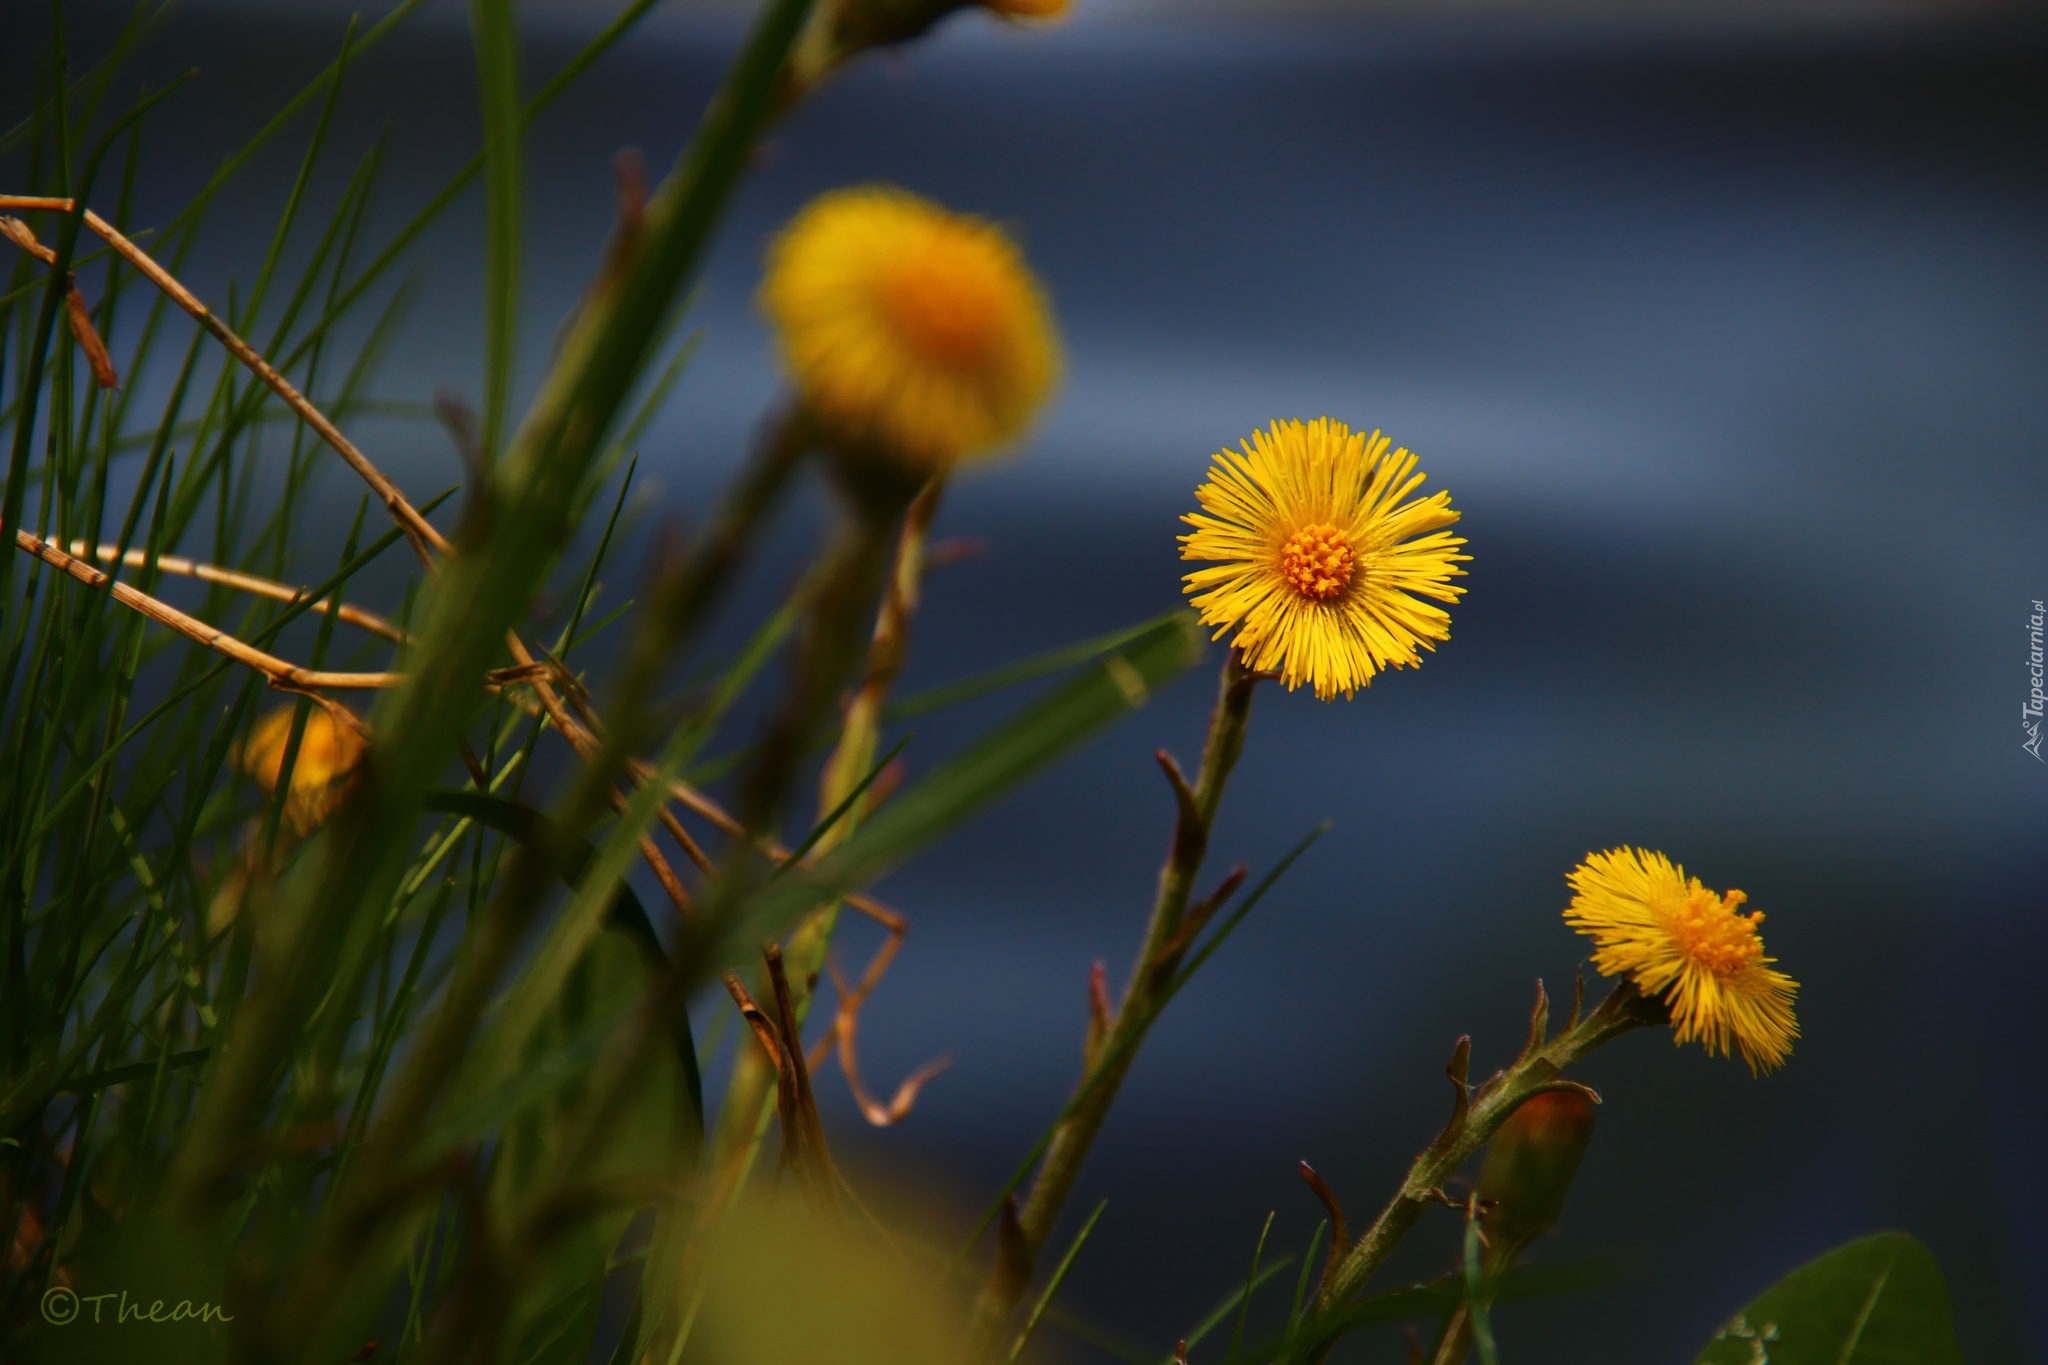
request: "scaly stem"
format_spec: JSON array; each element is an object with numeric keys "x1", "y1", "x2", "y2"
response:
[
  {"x1": 1290, "y1": 982, "x2": 1663, "y2": 1363},
  {"x1": 968, "y1": 651, "x2": 1260, "y2": 1351}
]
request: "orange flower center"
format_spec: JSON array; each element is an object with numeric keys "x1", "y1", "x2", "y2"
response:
[
  {"x1": 1279, "y1": 523, "x2": 1356, "y2": 601},
  {"x1": 1667, "y1": 886, "x2": 1765, "y2": 978},
  {"x1": 878, "y1": 240, "x2": 1006, "y2": 371}
]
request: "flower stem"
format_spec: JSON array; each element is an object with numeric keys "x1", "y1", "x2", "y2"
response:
[
  {"x1": 968, "y1": 650, "x2": 1261, "y2": 1350},
  {"x1": 1291, "y1": 982, "x2": 1662, "y2": 1361}
]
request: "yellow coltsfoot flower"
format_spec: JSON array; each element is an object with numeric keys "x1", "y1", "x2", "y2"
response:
[
  {"x1": 1564, "y1": 847, "x2": 1799, "y2": 1074},
  {"x1": 1178, "y1": 417, "x2": 1468, "y2": 700},
  {"x1": 238, "y1": 701, "x2": 367, "y2": 836},
  {"x1": 760, "y1": 185, "x2": 1061, "y2": 469}
]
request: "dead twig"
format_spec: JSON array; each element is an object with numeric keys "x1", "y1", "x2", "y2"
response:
[
  {"x1": 1, "y1": 213, "x2": 118, "y2": 387},
  {"x1": 815, "y1": 954, "x2": 950, "y2": 1127},
  {"x1": 725, "y1": 951, "x2": 838, "y2": 1215},
  {"x1": 627, "y1": 755, "x2": 904, "y2": 929},
  {"x1": 8, "y1": 523, "x2": 400, "y2": 691},
  {"x1": 0, "y1": 196, "x2": 447, "y2": 561},
  {"x1": 62, "y1": 539, "x2": 405, "y2": 641}
]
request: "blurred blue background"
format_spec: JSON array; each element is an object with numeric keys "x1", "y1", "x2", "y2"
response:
[{"x1": 6, "y1": 1, "x2": 2046, "y2": 1360}]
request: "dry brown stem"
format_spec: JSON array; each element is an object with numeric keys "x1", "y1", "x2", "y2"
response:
[
  {"x1": 0, "y1": 196, "x2": 448, "y2": 560},
  {"x1": 813, "y1": 911, "x2": 951, "y2": 1127},
  {"x1": 62, "y1": 539, "x2": 405, "y2": 640},
  {"x1": 2, "y1": 212, "x2": 118, "y2": 387},
  {"x1": 724, "y1": 951, "x2": 838, "y2": 1214},
  {"x1": 7, "y1": 523, "x2": 400, "y2": 691}
]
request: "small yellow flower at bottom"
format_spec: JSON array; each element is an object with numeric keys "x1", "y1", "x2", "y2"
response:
[
  {"x1": 238, "y1": 702, "x2": 367, "y2": 836},
  {"x1": 1564, "y1": 847, "x2": 1798, "y2": 1074},
  {"x1": 760, "y1": 186, "x2": 1060, "y2": 469},
  {"x1": 1179, "y1": 417, "x2": 1468, "y2": 701}
]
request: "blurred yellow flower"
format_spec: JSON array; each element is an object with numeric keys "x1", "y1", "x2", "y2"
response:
[
  {"x1": 1564, "y1": 848, "x2": 1799, "y2": 1074},
  {"x1": 1179, "y1": 418, "x2": 1467, "y2": 700},
  {"x1": 761, "y1": 185, "x2": 1060, "y2": 468},
  {"x1": 238, "y1": 701, "x2": 366, "y2": 835}
]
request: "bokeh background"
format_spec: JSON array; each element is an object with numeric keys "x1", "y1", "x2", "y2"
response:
[{"x1": 6, "y1": 1, "x2": 2046, "y2": 1360}]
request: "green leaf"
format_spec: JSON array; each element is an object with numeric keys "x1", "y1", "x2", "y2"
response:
[
  {"x1": 884, "y1": 609, "x2": 1192, "y2": 722},
  {"x1": 1694, "y1": 1233, "x2": 1963, "y2": 1365},
  {"x1": 694, "y1": 610, "x2": 1205, "y2": 979},
  {"x1": 802, "y1": 609, "x2": 1202, "y2": 876}
]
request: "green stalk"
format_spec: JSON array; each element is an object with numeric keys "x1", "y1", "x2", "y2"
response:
[
  {"x1": 968, "y1": 651, "x2": 1261, "y2": 1351},
  {"x1": 1288, "y1": 983, "x2": 1662, "y2": 1362},
  {"x1": 701, "y1": 473, "x2": 939, "y2": 1202}
]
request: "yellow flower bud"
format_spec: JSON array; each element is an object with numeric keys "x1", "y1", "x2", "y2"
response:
[{"x1": 237, "y1": 702, "x2": 366, "y2": 836}]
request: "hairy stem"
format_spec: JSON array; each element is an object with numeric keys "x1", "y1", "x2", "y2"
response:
[
  {"x1": 969, "y1": 651, "x2": 1259, "y2": 1350},
  {"x1": 1291, "y1": 982, "x2": 1662, "y2": 1362}
]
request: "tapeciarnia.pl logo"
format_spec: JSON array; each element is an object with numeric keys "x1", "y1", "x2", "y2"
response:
[{"x1": 2026, "y1": 599, "x2": 2045, "y2": 762}]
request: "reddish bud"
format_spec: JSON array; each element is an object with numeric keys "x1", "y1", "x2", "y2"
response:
[{"x1": 1476, "y1": 1089, "x2": 1596, "y2": 1259}]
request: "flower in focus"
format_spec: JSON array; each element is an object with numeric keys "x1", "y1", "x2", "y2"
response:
[
  {"x1": 238, "y1": 701, "x2": 367, "y2": 836},
  {"x1": 1564, "y1": 847, "x2": 1798, "y2": 1074},
  {"x1": 760, "y1": 185, "x2": 1061, "y2": 468},
  {"x1": 1178, "y1": 417, "x2": 1468, "y2": 700}
]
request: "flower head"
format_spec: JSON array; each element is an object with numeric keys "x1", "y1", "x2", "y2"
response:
[
  {"x1": 1564, "y1": 847, "x2": 1798, "y2": 1073},
  {"x1": 238, "y1": 702, "x2": 366, "y2": 836},
  {"x1": 761, "y1": 186, "x2": 1060, "y2": 468},
  {"x1": 1178, "y1": 418, "x2": 1468, "y2": 700}
]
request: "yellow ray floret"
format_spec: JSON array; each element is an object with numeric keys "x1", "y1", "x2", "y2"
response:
[
  {"x1": 760, "y1": 185, "x2": 1061, "y2": 468},
  {"x1": 1564, "y1": 847, "x2": 1799, "y2": 1074},
  {"x1": 1178, "y1": 417, "x2": 1468, "y2": 700},
  {"x1": 238, "y1": 702, "x2": 366, "y2": 836}
]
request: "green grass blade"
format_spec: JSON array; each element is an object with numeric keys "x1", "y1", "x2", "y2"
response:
[
  {"x1": 1165, "y1": 824, "x2": 1331, "y2": 997},
  {"x1": 0, "y1": 0, "x2": 172, "y2": 157},
  {"x1": 468, "y1": 0, "x2": 523, "y2": 464},
  {"x1": 274, "y1": 0, "x2": 670, "y2": 386},
  {"x1": 1231, "y1": 1211, "x2": 1278, "y2": 1363},
  {"x1": 238, "y1": 17, "x2": 356, "y2": 334},
  {"x1": 775, "y1": 732, "x2": 911, "y2": 871},
  {"x1": 1171, "y1": 1258, "x2": 1297, "y2": 1365},
  {"x1": 149, "y1": 0, "x2": 430, "y2": 252},
  {"x1": 1288, "y1": 1220, "x2": 1326, "y2": 1334},
  {"x1": 1010, "y1": 1200, "x2": 1107, "y2": 1364},
  {"x1": 1463, "y1": 1215, "x2": 1502, "y2": 1365}
]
